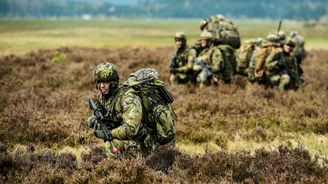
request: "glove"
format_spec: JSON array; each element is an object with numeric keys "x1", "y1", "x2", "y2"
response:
[
  {"x1": 94, "y1": 122, "x2": 113, "y2": 142},
  {"x1": 170, "y1": 68, "x2": 178, "y2": 74},
  {"x1": 87, "y1": 116, "x2": 98, "y2": 128}
]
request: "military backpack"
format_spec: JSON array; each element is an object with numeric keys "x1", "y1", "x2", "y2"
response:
[
  {"x1": 205, "y1": 15, "x2": 241, "y2": 49},
  {"x1": 123, "y1": 68, "x2": 176, "y2": 145},
  {"x1": 217, "y1": 44, "x2": 236, "y2": 75},
  {"x1": 236, "y1": 40, "x2": 259, "y2": 75},
  {"x1": 253, "y1": 41, "x2": 281, "y2": 80}
]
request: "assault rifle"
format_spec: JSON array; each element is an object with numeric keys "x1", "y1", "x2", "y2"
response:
[
  {"x1": 276, "y1": 20, "x2": 282, "y2": 35},
  {"x1": 169, "y1": 55, "x2": 178, "y2": 74},
  {"x1": 194, "y1": 57, "x2": 213, "y2": 78},
  {"x1": 88, "y1": 98, "x2": 112, "y2": 142},
  {"x1": 88, "y1": 98, "x2": 121, "y2": 155}
]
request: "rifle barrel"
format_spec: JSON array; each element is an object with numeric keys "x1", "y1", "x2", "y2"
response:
[{"x1": 277, "y1": 20, "x2": 282, "y2": 35}]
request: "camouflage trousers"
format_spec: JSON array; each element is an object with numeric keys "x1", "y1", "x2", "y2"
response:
[
  {"x1": 197, "y1": 67, "x2": 212, "y2": 86},
  {"x1": 267, "y1": 73, "x2": 290, "y2": 90},
  {"x1": 170, "y1": 73, "x2": 191, "y2": 84},
  {"x1": 105, "y1": 134, "x2": 155, "y2": 157}
]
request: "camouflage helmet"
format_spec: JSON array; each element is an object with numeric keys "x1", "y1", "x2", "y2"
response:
[
  {"x1": 200, "y1": 30, "x2": 213, "y2": 40},
  {"x1": 215, "y1": 14, "x2": 225, "y2": 21},
  {"x1": 174, "y1": 31, "x2": 186, "y2": 41},
  {"x1": 255, "y1": 37, "x2": 264, "y2": 43},
  {"x1": 266, "y1": 34, "x2": 280, "y2": 43},
  {"x1": 93, "y1": 62, "x2": 119, "y2": 86},
  {"x1": 289, "y1": 30, "x2": 299, "y2": 37},
  {"x1": 277, "y1": 31, "x2": 286, "y2": 41},
  {"x1": 283, "y1": 37, "x2": 295, "y2": 47},
  {"x1": 200, "y1": 19, "x2": 208, "y2": 31}
]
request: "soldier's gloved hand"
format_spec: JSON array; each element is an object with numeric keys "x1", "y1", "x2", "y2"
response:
[
  {"x1": 193, "y1": 64, "x2": 202, "y2": 71},
  {"x1": 87, "y1": 116, "x2": 98, "y2": 129},
  {"x1": 93, "y1": 122, "x2": 113, "y2": 142},
  {"x1": 170, "y1": 68, "x2": 178, "y2": 74}
]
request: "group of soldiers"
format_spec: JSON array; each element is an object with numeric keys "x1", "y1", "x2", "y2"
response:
[{"x1": 169, "y1": 23, "x2": 306, "y2": 90}]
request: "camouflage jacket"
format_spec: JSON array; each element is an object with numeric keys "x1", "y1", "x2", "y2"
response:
[
  {"x1": 196, "y1": 45, "x2": 232, "y2": 81},
  {"x1": 170, "y1": 46, "x2": 196, "y2": 75},
  {"x1": 196, "y1": 46, "x2": 222, "y2": 70},
  {"x1": 290, "y1": 34, "x2": 306, "y2": 63},
  {"x1": 264, "y1": 47, "x2": 288, "y2": 77},
  {"x1": 283, "y1": 52, "x2": 299, "y2": 81},
  {"x1": 88, "y1": 87, "x2": 146, "y2": 141}
]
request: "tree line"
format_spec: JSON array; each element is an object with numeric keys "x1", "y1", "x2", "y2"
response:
[{"x1": 0, "y1": 0, "x2": 327, "y2": 20}]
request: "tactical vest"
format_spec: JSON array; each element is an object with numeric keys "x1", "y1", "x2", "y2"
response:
[{"x1": 175, "y1": 47, "x2": 190, "y2": 67}]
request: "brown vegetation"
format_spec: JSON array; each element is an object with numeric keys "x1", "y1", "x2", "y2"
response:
[{"x1": 0, "y1": 47, "x2": 327, "y2": 183}]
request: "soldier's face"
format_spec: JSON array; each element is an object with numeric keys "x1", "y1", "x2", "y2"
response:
[
  {"x1": 99, "y1": 82, "x2": 111, "y2": 94},
  {"x1": 175, "y1": 40, "x2": 182, "y2": 49},
  {"x1": 200, "y1": 39, "x2": 207, "y2": 47},
  {"x1": 283, "y1": 44, "x2": 294, "y2": 53}
]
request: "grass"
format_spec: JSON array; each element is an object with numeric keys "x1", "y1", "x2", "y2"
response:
[{"x1": 0, "y1": 18, "x2": 327, "y2": 56}]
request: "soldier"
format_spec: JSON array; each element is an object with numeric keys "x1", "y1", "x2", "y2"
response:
[
  {"x1": 252, "y1": 34, "x2": 282, "y2": 84},
  {"x1": 169, "y1": 32, "x2": 196, "y2": 84},
  {"x1": 289, "y1": 31, "x2": 306, "y2": 65},
  {"x1": 289, "y1": 30, "x2": 305, "y2": 82},
  {"x1": 282, "y1": 38, "x2": 300, "y2": 89},
  {"x1": 264, "y1": 35, "x2": 291, "y2": 90},
  {"x1": 86, "y1": 63, "x2": 175, "y2": 157},
  {"x1": 194, "y1": 31, "x2": 233, "y2": 87}
]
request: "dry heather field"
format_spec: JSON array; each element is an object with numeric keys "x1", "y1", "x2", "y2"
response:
[
  {"x1": 0, "y1": 46, "x2": 328, "y2": 183},
  {"x1": 0, "y1": 19, "x2": 328, "y2": 183}
]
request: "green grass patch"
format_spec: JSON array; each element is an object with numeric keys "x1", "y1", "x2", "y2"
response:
[{"x1": 0, "y1": 18, "x2": 327, "y2": 56}]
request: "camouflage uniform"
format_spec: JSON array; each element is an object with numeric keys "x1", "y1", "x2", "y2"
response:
[
  {"x1": 170, "y1": 32, "x2": 196, "y2": 84},
  {"x1": 194, "y1": 31, "x2": 233, "y2": 86},
  {"x1": 264, "y1": 46, "x2": 291, "y2": 90},
  {"x1": 290, "y1": 31, "x2": 306, "y2": 65},
  {"x1": 87, "y1": 63, "x2": 153, "y2": 157},
  {"x1": 283, "y1": 38, "x2": 301, "y2": 89},
  {"x1": 290, "y1": 31, "x2": 305, "y2": 82}
]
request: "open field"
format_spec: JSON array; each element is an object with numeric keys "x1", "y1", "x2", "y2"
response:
[
  {"x1": 0, "y1": 45, "x2": 328, "y2": 182},
  {"x1": 0, "y1": 19, "x2": 328, "y2": 182},
  {"x1": 0, "y1": 19, "x2": 327, "y2": 56}
]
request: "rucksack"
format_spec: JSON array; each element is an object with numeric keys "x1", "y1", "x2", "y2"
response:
[
  {"x1": 205, "y1": 15, "x2": 241, "y2": 49},
  {"x1": 123, "y1": 68, "x2": 176, "y2": 145},
  {"x1": 253, "y1": 41, "x2": 281, "y2": 79},
  {"x1": 217, "y1": 44, "x2": 236, "y2": 76},
  {"x1": 236, "y1": 40, "x2": 259, "y2": 75}
]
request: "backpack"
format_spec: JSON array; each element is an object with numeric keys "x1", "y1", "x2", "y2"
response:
[
  {"x1": 123, "y1": 68, "x2": 176, "y2": 145},
  {"x1": 205, "y1": 15, "x2": 241, "y2": 49},
  {"x1": 236, "y1": 40, "x2": 258, "y2": 75},
  {"x1": 217, "y1": 44, "x2": 236, "y2": 76},
  {"x1": 253, "y1": 41, "x2": 281, "y2": 79}
]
